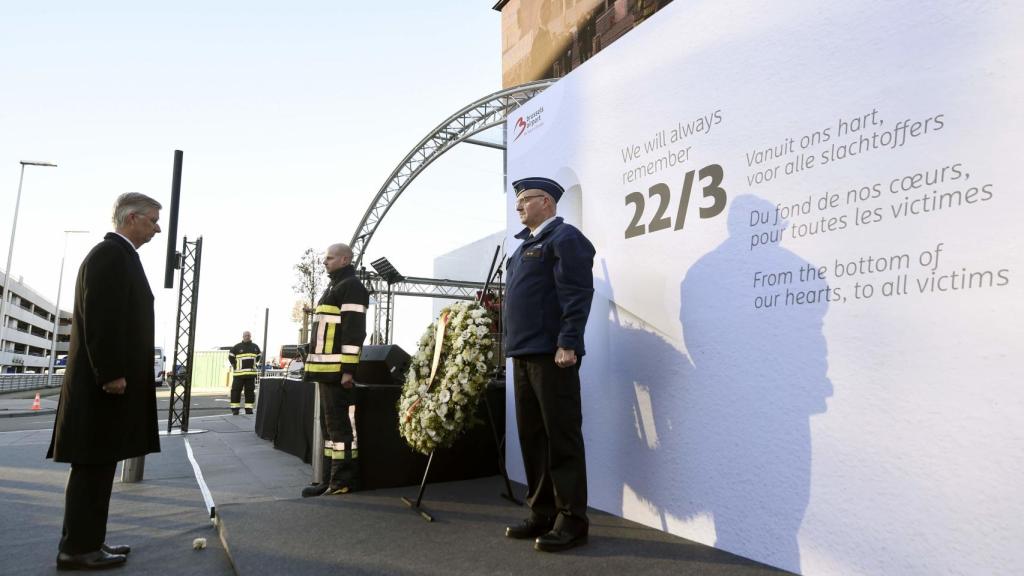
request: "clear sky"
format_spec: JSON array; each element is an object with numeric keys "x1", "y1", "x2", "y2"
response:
[{"x1": 1, "y1": 2, "x2": 509, "y2": 360}]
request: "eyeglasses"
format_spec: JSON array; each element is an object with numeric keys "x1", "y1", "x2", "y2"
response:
[{"x1": 515, "y1": 194, "x2": 546, "y2": 207}]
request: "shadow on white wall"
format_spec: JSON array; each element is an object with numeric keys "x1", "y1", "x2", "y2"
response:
[{"x1": 585, "y1": 194, "x2": 833, "y2": 573}]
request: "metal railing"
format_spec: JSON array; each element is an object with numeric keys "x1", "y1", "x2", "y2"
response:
[{"x1": 0, "y1": 373, "x2": 62, "y2": 393}]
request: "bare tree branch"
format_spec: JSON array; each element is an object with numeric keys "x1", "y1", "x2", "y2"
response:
[{"x1": 292, "y1": 248, "x2": 325, "y2": 317}]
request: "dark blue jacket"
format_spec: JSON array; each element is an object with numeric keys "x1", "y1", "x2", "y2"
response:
[{"x1": 504, "y1": 217, "x2": 595, "y2": 357}]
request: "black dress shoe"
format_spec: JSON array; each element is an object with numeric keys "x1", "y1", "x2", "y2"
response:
[
  {"x1": 56, "y1": 549, "x2": 127, "y2": 570},
  {"x1": 534, "y1": 527, "x2": 588, "y2": 552},
  {"x1": 301, "y1": 481, "x2": 329, "y2": 498},
  {"x1": 505, "y1": 516, "x2": 555, "y2": 539},
  {"x1": 101, "y1": 544, "x2": 130, "y2": 555}
]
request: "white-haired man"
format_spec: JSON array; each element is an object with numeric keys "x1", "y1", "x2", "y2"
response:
[{"x1": 48, "y1": 192, "x2": 163, "y2": 570}]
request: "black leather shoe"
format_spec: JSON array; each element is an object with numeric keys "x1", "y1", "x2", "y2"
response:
[
  {"x1": 101, "y1": 544, "x2": 130, "y2": 555},
  {"x1": 505, "y1": 516, "x2": 555, "y2": 539},
  {"x1": 328, "y1": 479, "x2": 359, "y2": 495},
  {"x1": 534, "y1": 527, "x2": 588, "y2": 552},
  {"x1": 244, "y1": 409, "x2": 253, "y2": 414},
  {"x1": 301, "y1": 482, "x2": 329, "y2": 498},
  {"x1": 56, "y1": 549, "x2": 127, "y2": 570}
]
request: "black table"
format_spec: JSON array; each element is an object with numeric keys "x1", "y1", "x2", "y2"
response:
[
  {"x1": 255, "y1": 378, "x2": 314, "y2": 461},
  {"x1": 255, "y1": 378, "x2": 504, "y2": 489}
]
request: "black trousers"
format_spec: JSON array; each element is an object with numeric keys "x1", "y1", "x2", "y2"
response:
[
  {"x1": 513, "y1": 354, "x2": 588, "y2": 521},
  {"x1": 60, "y1": 462, "x2": 117, "y2": 554},
  {"x1": 231, "y1": 376, "x2": 256, "y2": 410},
  {"x1": 319, "y1": 382, "x2": 356, "y2": 448}
]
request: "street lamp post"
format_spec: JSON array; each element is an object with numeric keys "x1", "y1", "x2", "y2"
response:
[
  {"x1": 0, "y1": 161, "x2": 57, "y2": 374},
  {"x1": 47, "y1": 230, "x2": 89, "y2": 384}
]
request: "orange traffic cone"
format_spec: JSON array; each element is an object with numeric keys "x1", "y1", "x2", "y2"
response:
[{"x1": 31, "y1": 393, "x2": 41, "y2": 411}]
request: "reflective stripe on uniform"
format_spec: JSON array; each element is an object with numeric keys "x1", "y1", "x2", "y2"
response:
[
  {"x1": 341, "y1": 345, "x2": 360, "y2": 354},
  {"x1": 340, "y1": 354, "x2": 359, "y2": 364},
  {"x1": 235, "y1": 352, "x2": 259, "y2": 373},
  {"x1": 323, "y1": 441, "x2": 357, "y2": 459},
  {"x1": 315, "y1": 304, "x2": 341, "y2": 314},
  {"x1": 325, "y1": 323, "x2": 336, "y2": 354},
  {"x1": 315, "y1": 321, "x2": 327, "y2": 354},
  {"x1": 306, "y1": 364, "x2": 341, "y2": 373},
  {"x1": 307, "y1": 353, "x2": 342, "y2": 363},
  {"x1": 312, "y1": 313, "x2": 340, "y2": 324},
  {"x1": 340, "y1": 303, "x2": 366, "y2": 313}
]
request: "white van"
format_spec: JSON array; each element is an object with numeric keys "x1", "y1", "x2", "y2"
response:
[{"x1": 154, "y1": 347, "x2": 166, "y2": 386}]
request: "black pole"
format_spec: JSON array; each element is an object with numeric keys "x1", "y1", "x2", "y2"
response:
[
  {"x1": 484, "y1": 389, "x2": 521, "y2": 505},
  {"x1": 164, "y1": 150, "x2": 183, "y2": 289},
  {"x1": 261, "y1": 308, "x2": 269, "y2": 377},
  {"x1": 401, "y1": 450, "x2": 436, "y2": 522},
  {"x1": 385, "y1": 284, "x2": 393, "y2": 343},
  {"x1": 480, "y1": 244, "x2": 501, "y2": 298}
]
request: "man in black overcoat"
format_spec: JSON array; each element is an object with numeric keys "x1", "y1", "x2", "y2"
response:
[{"x1": 47, "y1": 192, "x2": 163, "y2": 570}]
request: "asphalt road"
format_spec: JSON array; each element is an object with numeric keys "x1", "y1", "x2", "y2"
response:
[{"x1": 0, "y1": 387, "x2": 238, "y2": 432}]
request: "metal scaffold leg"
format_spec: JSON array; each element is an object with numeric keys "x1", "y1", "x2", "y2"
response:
[{"x1": 167, "y1": 236, "x2": 203, "y2": 434}]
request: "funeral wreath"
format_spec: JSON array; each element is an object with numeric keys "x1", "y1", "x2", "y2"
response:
[{"x1": 398, "y1": 300, "x2": 495, "y2": 455}]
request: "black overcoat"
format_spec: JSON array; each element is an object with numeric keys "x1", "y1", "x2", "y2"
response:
[{"x1": 47, "y1": 233, "x2": 160, "y2": 464}]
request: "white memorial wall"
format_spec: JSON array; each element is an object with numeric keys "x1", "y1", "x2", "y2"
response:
[{"x1": 504, "y1": 1, "x2": 1023, "y2": 574}]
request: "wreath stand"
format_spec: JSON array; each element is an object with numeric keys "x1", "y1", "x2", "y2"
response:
[{"x1": 401, "y1": 245, "x2": 521, "y2": 522}]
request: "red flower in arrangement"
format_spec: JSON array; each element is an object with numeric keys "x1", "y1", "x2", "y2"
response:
[{"x1": 476, "y1": 290, "x2": 502, "y2": 331}]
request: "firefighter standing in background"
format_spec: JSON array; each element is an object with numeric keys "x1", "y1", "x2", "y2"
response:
[
  {"x1": 301, "y1": 243, "x2": 369, "y2": 497},
  {"x1": 228, "y1": 331, "x2": 261, "y2": 415}
]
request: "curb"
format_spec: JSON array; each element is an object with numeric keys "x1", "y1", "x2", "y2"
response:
[{"x1": 0, "y1": 409, "x2": 56, "y2": 419}]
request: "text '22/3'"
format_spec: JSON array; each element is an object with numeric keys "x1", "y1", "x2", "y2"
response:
[{"x1": 624, "y1": 164, "x2": 727, "y2": 239}]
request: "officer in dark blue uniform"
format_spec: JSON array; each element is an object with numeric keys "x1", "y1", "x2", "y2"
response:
[{"x1": 503, "y1": 176, "x2": 595, "y2": 552}]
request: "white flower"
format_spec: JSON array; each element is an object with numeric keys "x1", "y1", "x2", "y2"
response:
[{"x1": 398, "y1": 300, "x2": 495, "y2": 454}]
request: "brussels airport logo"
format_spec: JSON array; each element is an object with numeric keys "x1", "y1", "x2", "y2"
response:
[
  {"x1": 513, "y1": 107, "x2": 545, "y2": 142},
  {"x1": 513, "y1": 117, "x2": 527, "y2": 141}
]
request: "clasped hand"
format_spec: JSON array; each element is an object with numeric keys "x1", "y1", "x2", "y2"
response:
[
  {"x1": 555, "y1": 348, "x2": 577, "y2": 368},
  {"x1": 102, "y1": 377, "x2": 127, "y2": 395}
]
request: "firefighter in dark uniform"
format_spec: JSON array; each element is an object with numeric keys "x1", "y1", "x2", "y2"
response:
[
  {"x1": 503, "y1": 176, "x2": 595, "y2": 553},
  {"x1": 228, "y1": 331, "x2": 261, "y2": 415},
  {"x1": 301, "y1": 243, "x2": 369, "y2": 497}
]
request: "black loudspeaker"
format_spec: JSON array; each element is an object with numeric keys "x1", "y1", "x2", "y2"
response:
[{"x1": 356, "y1": 345, "x2": 411, "y2": 385}]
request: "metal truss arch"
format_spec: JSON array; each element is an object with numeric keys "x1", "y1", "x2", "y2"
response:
[{"x1": 349, "y1": 79, "x2": 555, "y2": 267}]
